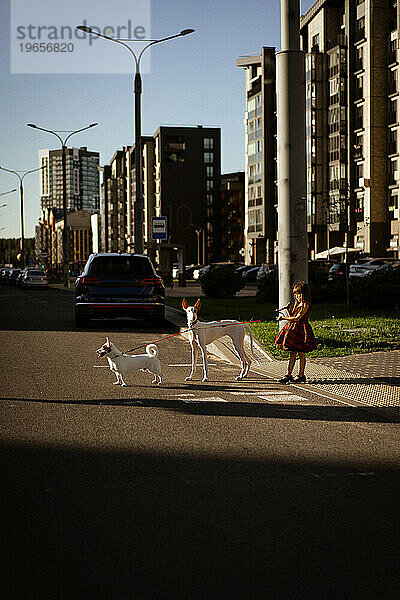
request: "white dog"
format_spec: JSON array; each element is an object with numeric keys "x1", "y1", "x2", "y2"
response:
[
  {"x1": 96, "y1": 337, "x2": 162, "y2": 386},
  {"x1": 182, "y1": 298, "x2": 257, "y2": 382}
]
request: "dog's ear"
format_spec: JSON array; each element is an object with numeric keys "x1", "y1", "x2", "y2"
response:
[
  {"x1": 182, "y1": 298, "x2": 188, "y2": 309},
  {"x1": 194, "y1": 299, "x2": 201, "y2": 311},
  {"x1": 106, "y1": 336, "x2": 110, "y2": 344}
]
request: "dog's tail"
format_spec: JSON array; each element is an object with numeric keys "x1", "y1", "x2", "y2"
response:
[{"x1": 146, "y1": 344, "x2": 159, "y2": 357}]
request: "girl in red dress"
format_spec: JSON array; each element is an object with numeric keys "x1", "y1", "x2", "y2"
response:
[{"x1": 275, "y1": 281, "x2": 317, "y2": 383}]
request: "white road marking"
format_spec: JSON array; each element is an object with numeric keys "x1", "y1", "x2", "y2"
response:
[
  {"x1": 183, "y1": 397, "x2": 228, "y2": 403},
  {"x1": 168, "y1": 363, "x2": 217, "y2": 367},
  {"x1": 93, "y1": 365, "x2": 109, "y2": 368},
  {"x1": 170, "y1": 393, "x2": 196, "y2": 398},
  {"x1": 229, "y1": 390, "x2": 292, "y2": 396},
  {"x1": 258, "y1": 394, "x2": 305, "y2": 402}
]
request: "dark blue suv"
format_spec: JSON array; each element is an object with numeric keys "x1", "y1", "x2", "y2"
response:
[{"x1": 74, "y1": 253, "x2": 165, "y2": 328}]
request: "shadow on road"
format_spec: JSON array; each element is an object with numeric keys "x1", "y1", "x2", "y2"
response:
[
  {"x1": 0, "y1": 287, "x2": 175, "y2": 334},
  {"x1": 2, "y1": 396, "x2": 394, "y2": 423},
  {"x1": 2, "y1": 441, "x2": 400, "y2": 599}
]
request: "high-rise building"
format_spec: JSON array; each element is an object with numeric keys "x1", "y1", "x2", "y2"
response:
[
  {"x1": 300, "y1": 0, "x2": 400, "y2": 257},
  {"x1": 39, "y1": 146, "x2": 100, "y2": 214},
  {"x1": 237, "y1": 47, "x2": 277, "y2": 265},
  {"x1": 101, "y1": 149, "x2": 128, "y2": 253},
  {"x1": 101, "y1": 125, "x2": 221, "y2": 267},
  {"x1": 153, "y1": 125, "x2": 221, "y2": 265},
  {"x1": 220, "y1": 172, "x2": 245, "y2": 263}
]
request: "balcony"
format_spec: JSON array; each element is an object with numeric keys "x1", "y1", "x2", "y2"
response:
[
  {"x1": 354, "y1": 117, "x2": 364, "y2": 130},
  {"x1": 247, "y1": 76, "x2": 261, "y2": 99},
  {"x1": 388, "y1": 111, "x2": 398, "y2": 125},
  {"x1": 388, "y1": 140, "x2": 397, "y2": 155}
]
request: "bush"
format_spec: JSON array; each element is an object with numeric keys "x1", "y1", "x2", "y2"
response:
[
  {"x1": 199, "y1": 264, "x2": 244, "y2": 298},
  {"x1": 350, "y1": 264, "x2": 400, "y2": 310}
]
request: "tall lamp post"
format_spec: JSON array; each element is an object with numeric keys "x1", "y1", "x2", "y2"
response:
[
  {"x1": 0, "y1": 188, "x2": 16, "y2": 197},
  {"x1": 0, "y1": 166, "x2": 45, "y2": 268},
  {"x1": 27, "y1": 122, "x2": 98, "y2": 287},
  {"x1": 76, "y1": 25, "x2": 195, "y2": 255}
]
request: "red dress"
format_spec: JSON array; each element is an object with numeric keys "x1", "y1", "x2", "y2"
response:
[{"x1": 275, "y1": 305, "x2": 317, "y2": 352}]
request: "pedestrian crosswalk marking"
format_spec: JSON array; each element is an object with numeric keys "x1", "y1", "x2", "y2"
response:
[
  {"x1": 182, "y1": 397, "x2": 228, "y2": 403},
  {"x1": 258, "y1": 394, "x2": 305, "y2": 403}
]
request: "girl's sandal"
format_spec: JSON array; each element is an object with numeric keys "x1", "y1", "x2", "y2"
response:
[
  {"x1": 279, "y1": 374, "x2": 294, "y2": 384},
  {"x1": 293, "y1": 375, "x2": 306, "y2": 383}
]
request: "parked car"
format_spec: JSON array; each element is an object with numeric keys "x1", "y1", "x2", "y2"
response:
[
  {"x1": 256, "y1": 264, "x2": 277, "y2": 281},
  {"x1": 199, "y1": 262, "x2": 243, "y2": 279},
  {"x1": 349, "y1": 257, "x2": 400, "y2": 279},
  {"x1": 74, "y1": 253, "x2": 165, "y2": 328},
  {"x1": 327, "y1": 263, "x2": 345, "y2": 282},
  {"x1": 8, "y1": 268, "x2": 21, "y2": 285},
  {"x1": 242, "y1": 266, "x2": 262, "y2": 284},
  {"x1": 20, "y1": 267, "x2": 48, "y2": 288},
  {"x1": 185, "y1": 264, "x2": 203, "y2": 279},
  {"x1": 16, "y1": 270, "x2": 25, "y2": 287},
  {"x1": 308, "y1": 260, "x2": 338, "y2": 281},
  {"x1": 0, "y1": 267, "x2": 11, "y2": 283},
  {"x1": 235, "y1": 265, "x2": 254, "y2": 276}
]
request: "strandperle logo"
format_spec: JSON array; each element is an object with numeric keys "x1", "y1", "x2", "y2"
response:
[
  {"x1": 15, "y1": 19, "x2": 147, "y2": 46},
  {"x1": 10, "y1": 0, "x2": 151, "y2": 74}
]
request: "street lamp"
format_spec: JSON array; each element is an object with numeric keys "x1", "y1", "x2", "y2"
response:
[
  {"x1": 0, "y1": 166, "x2": 45, "y2": 268},
  {"x1": 27, "y1": 122, "x2": 98, "y2": 287},
  {"x1": 0, "y1": 188, "x2": 16, "y2": 197},
  {"x1": 76, "y1": 25, "x2": 195, "y2": 255}
]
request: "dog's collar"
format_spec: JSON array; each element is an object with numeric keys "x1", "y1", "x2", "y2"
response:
[
  {"x1": 189, "y1": 318, "x2": 199, "y2": 328},
  {"x1": 104, "y1": 347, "x2": 119, "y2": 360}
]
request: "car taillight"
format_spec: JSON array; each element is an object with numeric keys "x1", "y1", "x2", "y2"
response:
[
  {"x1": 141, "y1": 277, "x2": 163, "y2": 285},
  {"x1": 80, "y1": 276, "x2": 102, "y2": 284}
]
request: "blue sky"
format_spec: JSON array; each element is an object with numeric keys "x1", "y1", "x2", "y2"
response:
[{"x1": 0, "y1": 0, "x2": 314, "y2": 238}]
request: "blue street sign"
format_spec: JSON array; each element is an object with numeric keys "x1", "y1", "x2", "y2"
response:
[{"x1": 152, "y1": 216, "x2": 167, "y2": 240}]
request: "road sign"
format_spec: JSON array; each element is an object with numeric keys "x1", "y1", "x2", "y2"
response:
[{"x1": 152, "y1": 216, "x2": 167, "y2": 240}]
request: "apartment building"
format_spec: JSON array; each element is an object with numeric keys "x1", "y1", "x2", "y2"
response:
[
  {"x1": 153, "y1": 125, "x2": 221, "y2": 265},
  {"x1": 300, "y1": 0, "x2": 400, "y2": 257},
  {"x1": 237, "y1": 47, "x2": 277, "y2": 265},
  {"x1": 101, "y1": 125, "x2": 221, "y2": 267},
  {"x1": 39, "y1": 146, "x2": 100, "y2": 214},
  {"x1": 219, "y1": 172, "x2": 245, "y2": 262},
  {"x1": 101, "y1": 149, "x2": 128, "y2": 253}
]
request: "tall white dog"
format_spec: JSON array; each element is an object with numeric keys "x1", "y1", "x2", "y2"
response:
[
  {"x1": 182, "y1": 298, "x2": 256, "y2": 382},
  {"x1": 96, "y1": 337, "x2": 162, "y2": 386}
]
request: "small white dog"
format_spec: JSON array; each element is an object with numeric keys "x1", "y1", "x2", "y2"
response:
[
  {"x1": 182, "y1": 298, "x2": 257, "y2": 382},
  {"x1": 96, "y1": 337, "x2": 162, "y2": 386}
]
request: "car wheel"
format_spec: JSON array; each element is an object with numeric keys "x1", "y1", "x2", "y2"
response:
[{"x1": 75, "y1": 311, "x2": 88, "y2": 328}]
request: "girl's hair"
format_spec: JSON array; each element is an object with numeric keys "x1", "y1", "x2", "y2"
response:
[{"x1": 293, "y1": 281, "x2": 312, "y2": 307}]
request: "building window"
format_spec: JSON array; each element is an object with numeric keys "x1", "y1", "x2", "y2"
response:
[
  {"x1": 203, "y1": 138, "x2": 214, "y2": 150},
  {"x1": 311, "y1": 33, "x2": 320, "y2": 52},
  {"x1": 204, "y1": 152, "x2": 213, "y2": 163},
  {"x1": 206, "y1": 180, "x2": 213, "y2": 191}
]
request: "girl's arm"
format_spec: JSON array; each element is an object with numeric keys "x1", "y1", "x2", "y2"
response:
[{"x1": 277, "y1": 303, "x2": 309, "y2": 322}]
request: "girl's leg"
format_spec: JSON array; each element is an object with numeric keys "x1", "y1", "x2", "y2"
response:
[
  {"x1": 288, "y1": 351, "x2": 297, "y2": 375},
  {"x1": 298, "y1": 352, "x2": 306, "y2": 376}
]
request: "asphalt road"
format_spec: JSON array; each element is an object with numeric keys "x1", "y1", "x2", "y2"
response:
[{"x1": 1, "y1": 285, "x2": 400, "y2": 599}]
